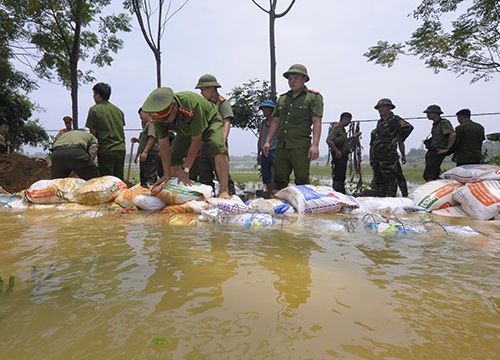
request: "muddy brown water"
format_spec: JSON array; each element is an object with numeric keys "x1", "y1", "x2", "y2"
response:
[{"x1": 0, "y1": 209, "x2": 498, "y2": 359}]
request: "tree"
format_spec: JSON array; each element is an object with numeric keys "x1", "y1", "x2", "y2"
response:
[
  {"x1": 124, "y1": 0, "x2": 190, "y2": 88},
  {"x1": 251, "y1": 0, "x2": 296, "y2": 100},
  {"x1": 2, "y1": 0, "x2": 132, "y2": 127},
  {"x1": 227, "y1": 79, "x2": 271, "y2": 136},
  {"x1": 0, "y1": 6, "x2": 49, "y2": 151},
  {"x1": 364, "y1": 1, "x2": 500, "y2": 83}
]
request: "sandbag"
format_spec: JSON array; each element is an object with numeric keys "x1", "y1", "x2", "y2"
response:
[
  {"x1": 432, "y1": 205, "x2": 469, "y2": 218},
  {"x1": 114, "y1": 186, "x2": 151, "y2": 208},
  {"x1": 452, "y1": 180, "x2": 500, "y2": 220},
  {"x1": 442, "y1": 164, "x2": 500, "y2": 183},
  {"x1": 275, "y1": 185, "x2": 358, "y2": 214},
  {"x1": 71, "y1": 176, "x2": 127, "y2": 205},
  {"x1": 412, "y1": 179, "x2": 463, "y2": 210},
  {"x1": 155, "y1": 178, "x2": 213, "y2": 205},
  {"x1": 132, "y1": 195, "x2": 167, "y2": 211},
  {"x1": 347, "y1": 197, "x2": 415, "y2": 213},
  {"x1": 25, "y1": 178, "x2": 86, "y2": 204},
  {"x1": 245, "y1": 198, "x2": 294, "y2": 214}
]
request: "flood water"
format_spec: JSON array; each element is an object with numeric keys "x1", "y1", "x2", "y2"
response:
[{"x1": 0, "y1": 209, "x2": 498, "y2": 359}]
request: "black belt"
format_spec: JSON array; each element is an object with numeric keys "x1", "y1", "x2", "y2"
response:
[{"x1": 53, "y1": 145, "x2": 82, "y2": 151}]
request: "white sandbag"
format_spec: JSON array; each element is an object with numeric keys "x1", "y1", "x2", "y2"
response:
[
  {"x1": 275, "y1": 185, "x2": 358, "y2": 214},
  {"x1": 245, "y1": 198, "x2": 295, "y2": 214},
  {"x1": 132, "y1": 194, "x2": 167, "y2": 211},
  {"x1": 207, "y1": 195, "x2": 251, "y2": 213},
  {"x1": 114, "y1": 185, "x2": 151, "y2": 208},
  {"x1": 412, "y1": 179, "x2": 463, "y2": 210},
  {"x1": 71, "y1": 176, "x2": 127, "y2": 205},
  {"x1": 442, "y1": 164, "x2": 500, "y2": 183},
  {"x1": 432, "y1": 205, "x2": 469, "y2": 218},
  {"x1": 452, "y1": 180, "x2": 500, "y2": 220},
  {"x1": 347, "y1": 197, "x2": 415, "y2": 213},
  {"x1": 229, "y1": 213, "x2": 275, "y2": 228},
  {"x1": 155, "y1": 178, "x2": 213, "y2": 205},
  {"x1": 25, "y1": 178, "x2": 86, "y2": 204}
]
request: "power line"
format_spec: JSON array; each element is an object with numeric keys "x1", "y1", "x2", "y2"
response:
[{"x1": 322, "y1": 111, "x2": 500, "y2": 124}]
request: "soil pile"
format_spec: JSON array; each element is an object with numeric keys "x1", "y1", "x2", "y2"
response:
[{"x1": 0, "y1": 154, "x2": 52, "y2": 193}]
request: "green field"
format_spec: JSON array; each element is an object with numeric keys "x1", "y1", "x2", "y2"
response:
[{"x1": 127, "y1": 159, "x2": 430, "y2": 192}]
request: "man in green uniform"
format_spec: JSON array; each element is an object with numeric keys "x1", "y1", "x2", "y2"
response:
[
  {"x1": 326, "y1": 112, "x2": 361, "y2": 194},
  {"x1": 370, "y1": 98, "x2": 414, "y2": 197},
  {"x1": 141, "y1": 87, "x2": 231, "y2": 199},
  {"x1": 195, "y1": 74, "x2": 236, "y2": 195},
  {"x1": 85, "y1": 82, "x2": 126, "y2": 180},
  {"x1": 0, "y1": 120, "x2": 11, "y2": 154},
  {"x1": 453, "y1": 108, "x2": 485, "y2": 166},
  {"x1": 423, "y1": 104, "x2": 456, "y2": 181},
  {"x1": 131, "y1": 108, "x2": 163, "y2": 188},
  {"x1": 51, "y1": 129, "x2": 99, "y2": 180},
  {"x1": 263, "y1": 64, "x2": 323, "y2": 190}
]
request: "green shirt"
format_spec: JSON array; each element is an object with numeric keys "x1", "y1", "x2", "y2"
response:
[
  {"x1": 0, "y1": 134, "x2": 5, "y2": 148},
  {"x1": 455, "y1": 119, "x2": 485, "y2": 165},
  {"x1": 138, "y1": 121, "x2": 159, "y2": 154},
  {"x1": 53, "y1": 130, "x2": 98, "y2": 160},
  {"x1": 273, "y1": 86, "x2": 324, "y2": 149},
  {"x1": 328, "y1": 123, "x2": 349, "y2": 155},
  {"x1": 213, "y1": 95, "x2": 234, "y2": 120},
  {"x1": 85, "y1": 100, "x2": 126, "y2": 153},
  {"x1": 154, "y1": 91, "x2": 221, "y2": 139},
  {"x1": 429, "y1": 118, "x2": 454, "y2": 150}
]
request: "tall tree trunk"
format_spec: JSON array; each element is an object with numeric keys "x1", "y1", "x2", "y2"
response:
[
  {"x1": 70, "y1": 17, "x2": 82, "y2": 129},
  {"x1": 269, "y1": 11, "x2": 277, "y2": 101}
]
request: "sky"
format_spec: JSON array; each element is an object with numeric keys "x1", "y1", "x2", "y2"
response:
[{"x1": 20, "y1": 0, "x2": 499, "y2": 157}]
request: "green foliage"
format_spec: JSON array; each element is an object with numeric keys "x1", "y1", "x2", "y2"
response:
[
  {"x1": 227, "y1": 79, "x2": 271, "y2": 135},
  {"x1": 0, "y1": 7, "x2": 49, "y2": 150},
  {"x1": 364, "y1": 1, "x2": 500, "y2": 82}
]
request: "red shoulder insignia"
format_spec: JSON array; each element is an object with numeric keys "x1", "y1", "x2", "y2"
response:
[
  {"x1": 178, "y1": 107, "x2": 194, "y2": 117},
  {"x1": 218, "y1": 95, "x2": 225, "y2": 102},
  {"x1": 334, "y1": 123, "x2": 341, "y2": 129},
  {"x1": 308, "y1": 89, "x2": 320, "y2": 94}
]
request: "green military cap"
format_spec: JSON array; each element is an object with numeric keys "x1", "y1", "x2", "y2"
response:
[
  {"x1": 423, "y1": 104, "x2": 443, "y2": 114},
  {"x1": 374, "y1": 98, "x2": 396, "y2": 110},
  {"x1": 283, "y1": 64, "x2": 310, "y2": 82},
  {"x1": 142, "y1": 87, "x2": 174, "y2": 112},
  {"x1": 195, "y1": 74, "x2": 221, "y2": 89}
]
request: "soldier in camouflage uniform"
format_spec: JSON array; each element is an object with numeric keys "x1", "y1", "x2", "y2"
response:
[
  {"x1": 263, "y1": 64, "x2": 323, "y2": 190},
  {"x1": 370, "y1": 98, "x2": 413, "y2": 197}
]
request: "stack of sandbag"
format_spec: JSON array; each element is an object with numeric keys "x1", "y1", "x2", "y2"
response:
[
  {"x1": 413, "y1": 165, "x2": 500, "y2": 220},
  {"x1": 23, "y1": 176, "x2": 127, "y2": 206},
  {"x1": 275, "y1": 185, "x2": 358, "y2": 214},
  {"x1": 442, "y1": 165, "x2": 500, "y2": 220}
]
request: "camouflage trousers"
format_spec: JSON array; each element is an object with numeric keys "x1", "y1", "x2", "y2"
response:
[{"x1": 372, "y1": 158, "x2": 399, "y2": 197}]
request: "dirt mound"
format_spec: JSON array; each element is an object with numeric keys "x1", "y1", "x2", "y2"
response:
[{"x1": 0, "y1": 154, "x2": 52, "y2": 193}]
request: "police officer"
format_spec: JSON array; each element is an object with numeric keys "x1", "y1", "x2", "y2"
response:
[
  {"x1": 326, "y1": 112, "x2": 361, "y2": 194},
  {"x1": 141, "y1": 87, "x2": 231, "y2": 199},
  {"x1": 454, "y1": 108, "x2": 485, "y2": 166},
  {"x1": 85, "y1": 82, "x2": 126, "y2": 180},
  {"x1": 195, "y1": 74, "x2": 236, "y2": 195},
  {"x1": 263, "y1": 64, "x2": 324, "y2": 190},
  {"x1": 371, "y1": 98, "x2": 413, "y2": 197},
  {"x1": 51, "y1": 129, "x2": 99, "y2": 180},
  {"x1": 422, "y1": 104, "x2": 456, "y2": 181}
]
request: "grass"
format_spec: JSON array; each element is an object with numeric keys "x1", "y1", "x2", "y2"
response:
[{"x1": 127, "y1": 161, "x2": 428, "y2": 191}]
